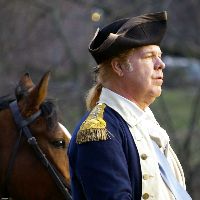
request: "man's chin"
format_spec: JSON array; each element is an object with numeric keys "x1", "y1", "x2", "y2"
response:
[{"x1": 150, "y1": 87, "x2": 162, "y2": 99}]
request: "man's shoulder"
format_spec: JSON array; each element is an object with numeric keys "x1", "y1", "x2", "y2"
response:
[{"x1": 75, "y1": 103, "x2": 125, "y2": 144}]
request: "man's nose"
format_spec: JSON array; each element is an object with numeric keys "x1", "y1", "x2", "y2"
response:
[{"x1": 154, "y1": 57, "x2": 165, "y2": 70}]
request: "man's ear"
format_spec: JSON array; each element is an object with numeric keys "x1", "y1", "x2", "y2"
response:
[{"x1": 111, "y1": 58, "x2": 124, "y2": 77}]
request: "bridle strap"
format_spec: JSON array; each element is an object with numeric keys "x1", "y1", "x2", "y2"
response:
[
  {"x1": 18, "y1": 129, "x2": 72, "y2": 200},
  {"x1": 0, "y1": 130, "x2": 22, "y2": 198},
  {"x1": 2, "y1": 101, "x2": 72, "y2": 200},
  {"x1": 9, "y1": 101, "x2": 41, "y2": 128}
]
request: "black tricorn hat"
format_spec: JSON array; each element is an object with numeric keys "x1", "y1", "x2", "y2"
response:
[{"x1": 89, "y1": 11, "x2": 167, "y2": 64}]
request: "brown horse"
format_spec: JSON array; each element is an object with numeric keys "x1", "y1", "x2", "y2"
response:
[{"x1": 0, "y1": 72, "x2": 71, "y2": 200}]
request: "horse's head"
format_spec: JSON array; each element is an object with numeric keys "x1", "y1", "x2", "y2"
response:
[{"x1": 0, "y1": 72, "x2": 71, "y2": 200}]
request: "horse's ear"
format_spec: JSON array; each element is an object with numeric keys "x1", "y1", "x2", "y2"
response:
[
  {"x1": 25, "y1": 71, "x2": 51, "y2": 112},
  {"x1": 15, "y1": 73, "x2": 35, "y2": 100},
  {"x1": 36, "y1": 71, "x2": 51, "y2": 106},
  {"x1": 19, "y1": 73, "x2": 35, "y2": 89}
]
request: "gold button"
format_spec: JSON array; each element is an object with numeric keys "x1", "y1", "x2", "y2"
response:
[
  {"x1": 141, "y1": 154, "x2": 148, "y2": 160},
  {"x1": 142, "y1": 193, "x2": 150, "y2": 199},
  {"x1": 143, "y1": 174, "x2": 149, "y2": 180}
]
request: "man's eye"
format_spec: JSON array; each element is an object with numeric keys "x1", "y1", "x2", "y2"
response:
[
  {"x1": 143, "y1": 54, "x2": 153, "y2": 59},
  {"x1": 51, "y1": 140, "x2": 66, "y2": 149}
]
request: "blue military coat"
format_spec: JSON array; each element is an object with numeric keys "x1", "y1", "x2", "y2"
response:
[{"x1": 68, "y1": 104, "x2": 142, "y2": 200}]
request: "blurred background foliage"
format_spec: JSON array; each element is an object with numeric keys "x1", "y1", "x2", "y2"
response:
[{"x1": 0, "y1": 0, "x2": 200, "y2": 199}]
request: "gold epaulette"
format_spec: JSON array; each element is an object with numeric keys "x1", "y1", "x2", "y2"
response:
[{"x1": 76, "y1": 103, "x2": 110, "y2": 144}]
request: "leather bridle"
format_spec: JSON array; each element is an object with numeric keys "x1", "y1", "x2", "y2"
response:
[{"x1": 0, "y1": 100, "x2": 72, "y2": 200}]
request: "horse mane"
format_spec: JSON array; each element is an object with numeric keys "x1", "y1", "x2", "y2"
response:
[
  {"x1": 40, "y1": 100, "x2": 58, "y2": 130},
  {"x1": 0, "y1": 94, "x2": 58, "y2": 131}
]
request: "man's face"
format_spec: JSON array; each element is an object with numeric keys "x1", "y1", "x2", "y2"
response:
[{"x1": 123, "y1": 45, "x2": 165, "y2": 102}]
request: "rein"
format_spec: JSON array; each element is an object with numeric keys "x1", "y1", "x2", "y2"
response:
[{"x1": 0, "y1": 101, "x2": 72, "y2": 200}]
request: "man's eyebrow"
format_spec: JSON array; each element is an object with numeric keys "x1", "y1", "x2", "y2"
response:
[{"x1": 142, "y1": 50, "x2": 162, "y2": 55}]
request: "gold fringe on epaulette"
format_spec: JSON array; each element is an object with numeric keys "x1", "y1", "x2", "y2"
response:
[
  {"x1": 76, "y1": 103, "x2": 110, "y2": 144},
  {"x1": 76, "y1": 128, "x2": 110, "y2": 144}
]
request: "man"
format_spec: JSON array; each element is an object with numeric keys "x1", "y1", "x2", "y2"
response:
[{"x1": 68, "y1": 11, "x2": 192, "y2": 199}]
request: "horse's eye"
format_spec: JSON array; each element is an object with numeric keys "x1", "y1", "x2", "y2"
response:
[{"x1": 51, "y1": 140, "x2": 66, "y2": 149}]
